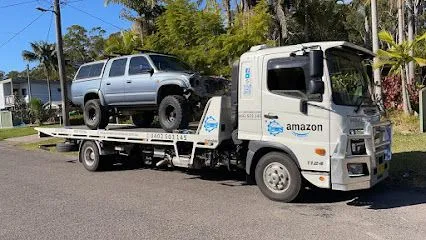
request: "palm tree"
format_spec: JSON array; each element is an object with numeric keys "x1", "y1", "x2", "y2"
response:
[
  {"x1": 104, "y1": 0, "x2": 163, "y2": 43},
  {"x1": 22, "y1": 41, "x2": 58, "y2": 106},
  {"x1": 375, "y1": 30, "x2": 426, "y2": 114}
]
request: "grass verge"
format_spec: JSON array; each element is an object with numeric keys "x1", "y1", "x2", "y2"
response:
[
  {"x1": 20, "y1": 138, "x2": 78, "y2": 157},
  {"x1": 390, "y1": 132, "x2": 426, "y2": 187},
  {"x1": 0, "y1": 127, "x2": 37, "y2": 140}
]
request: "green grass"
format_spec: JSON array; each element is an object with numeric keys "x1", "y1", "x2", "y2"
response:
[
  {"x1": 0, "y1": 124, "x2": 61, "y2": 141},
  {"x1": 0, "y1": 127, "x2": 37, "y2": 140},
  {"x1": 20, "y1": 138, "x2": 78, "y2": 157},
  {"x1": 390, "y1": 132, "x2": 426, "y2": 186}
]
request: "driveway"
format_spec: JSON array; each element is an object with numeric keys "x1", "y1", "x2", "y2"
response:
[{"x1": 0, "y1": 141, "x2": 425, "y2": 240}]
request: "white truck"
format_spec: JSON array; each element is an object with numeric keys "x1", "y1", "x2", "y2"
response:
[{"x1": 36, "y1": 41, "x2": 392, "y2": 202}]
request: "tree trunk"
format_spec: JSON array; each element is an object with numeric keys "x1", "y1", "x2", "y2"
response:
[
  {"x1": 223, "y1": 0, "x2": 232, "y2": 28},
  {"x1": 408, "y1": 0, "x2": 415, "y2": 84},
  {"x1": 44, "y1": 67, "x2": 52, "y2": 109},
  {"x1": 401, "y1": 67, "x2": 413, "y2": 114},
  {"x1": 364, "y1": 9, "x2": 371, "y2": 49},
  {"x1": 371, "y1": 0, "x2": 383, "y2": 111},
  {"x1": 274, "y1": 0, "x2": 288, "y2": 44}
]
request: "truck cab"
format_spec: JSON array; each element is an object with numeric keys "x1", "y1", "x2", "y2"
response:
[{"x1": 235, "y1": 42, "x2": 391, "y2": 200}]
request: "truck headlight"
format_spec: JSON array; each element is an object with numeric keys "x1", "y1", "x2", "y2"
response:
[
  {"x1": 351, "y1": 139, "x2": 366, "y2": 155},
  {"x1": 347, "y1": 163, "x2": 368, "y2": 177}
]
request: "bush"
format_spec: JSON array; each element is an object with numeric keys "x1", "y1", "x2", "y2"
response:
[
  {"x1": 385, "y1": 110, "x2": 419, "y2": 133},
  {"x1": 29, "y1": 98, "x2": 53, "y2": 125},
  {"x1": 382, "y1": 76, "x2": 423, "y2": 112}
]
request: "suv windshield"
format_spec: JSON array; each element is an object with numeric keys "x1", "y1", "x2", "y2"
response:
[
  {"x1": 150, "y1": 55, "x2": 193, "y2": 72},
  {"x1": 327, "y1": 49, "x2": 372, "y2": 106}
]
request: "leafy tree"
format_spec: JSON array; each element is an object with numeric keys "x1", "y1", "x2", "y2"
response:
[
  {"x1": 0, "y1": 70, "x2": 5, "y2": 80},
  {"x1": 6, "y1": 71, "x2": 24, "y2": 79},
  {"x1": 375, "y1": 30, "x2": 426, "y2": 114},
  {"x1": 22, "y1": 41, "x2": 58, "y2": 105},
  {"x1": 104, "y1": 31, "x2": 142, "y2": 55},
  {"x1": 104, "y1": 0, "x2": 164, "y2": 42}
]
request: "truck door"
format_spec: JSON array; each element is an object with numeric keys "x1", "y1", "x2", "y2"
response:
[
  {"x1": 102, "y1": 57, "x2": 128, "y2": 105},
  {"x1": 125, "y1": 56, "x2": 156, "y2": 104},
  {"x1": 261, "y1": 55, "x2": 330, "y2": 173}
]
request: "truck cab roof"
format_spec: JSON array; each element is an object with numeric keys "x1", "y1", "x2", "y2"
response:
[{"x1": 243, "y1": 41, "x2": 374, "y2": 58}]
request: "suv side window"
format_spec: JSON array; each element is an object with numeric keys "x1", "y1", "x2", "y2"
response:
[
  {"x1": 267, "y1": 57, "x2": 308, "y2": 98},
  {"x1": 129, "y1": 56, "x2": 151, "y2": 75},
  {"x1": 76, "y1": 63, "x2": 105, "y2": 80},
  {"x1": 109, "y1": 58, "x2": 127, "y2": 77}
]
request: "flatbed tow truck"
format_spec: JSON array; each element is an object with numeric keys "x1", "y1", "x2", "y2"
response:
[{"x1": 36, "y1": 42, "x2": 392, "y2": 202}]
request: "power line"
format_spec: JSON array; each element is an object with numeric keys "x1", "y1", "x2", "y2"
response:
[
  {"x1": 0, "y1": 0, "x2": 38, "y2": 9},
  {"x1": 46, "y1": 12, "x2": 53, "y2": 41},
  {"x1": 0, "y1": 12, "x2": 45, "y2": 49},
  {"x1": 65, "y1": 3, "x2": 123, "y2": 31}
]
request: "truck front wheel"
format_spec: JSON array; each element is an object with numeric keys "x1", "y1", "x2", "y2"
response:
[
  {"x1": 255, "y1": 152, "x2": 302, "y2": 202},
  {"x1": 158, "y1": 95, "x2": 189, "y2": 132},
  {"x1": 83, "y1": 99, "x2": 109, "y2": 130}
]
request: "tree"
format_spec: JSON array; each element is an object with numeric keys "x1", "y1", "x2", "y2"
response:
[
  {"x1": 22, "y1": 41, "x2": 58, "y2": 105},
  {"x1": 0, "y1": 70, "x2": 5, "y2": 80},
  {"x1": 375, "y1": 30, "x2": 426, "y2": 114},
  {"x1": 104, "y1": 31, "x2": 142, "y2": 55},
  {"x1": 104, "y1": 0, "x2": 164, "y2": 42}
]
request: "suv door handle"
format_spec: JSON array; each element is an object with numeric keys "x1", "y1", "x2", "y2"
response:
[
  {"x1": 106, "y1": 82, "x2": 111, "y2": 86},
  {"x1": 126, "y1": 80, "x2": 132, "y2": 83},
  {"x1": 264, "y1": 114, "x2": 278, "y2": 119}
]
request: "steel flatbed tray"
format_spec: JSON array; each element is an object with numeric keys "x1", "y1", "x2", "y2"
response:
[{"x1": 35, "y1": 97, "x2": 233, "y2": 150}]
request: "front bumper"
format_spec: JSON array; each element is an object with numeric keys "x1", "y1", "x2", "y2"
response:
[{"x1": 331, "y1": 121, "x2": 392, "y2": 191}]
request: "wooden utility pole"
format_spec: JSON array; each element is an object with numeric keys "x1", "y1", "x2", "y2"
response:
[{"x1": 53, "y1": 0, "x2": 70, "y2": 126}]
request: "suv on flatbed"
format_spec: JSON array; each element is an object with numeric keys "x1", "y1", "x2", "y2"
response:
[{"x1": 71, "y1": 53, "x2": 228, "y2": 132}]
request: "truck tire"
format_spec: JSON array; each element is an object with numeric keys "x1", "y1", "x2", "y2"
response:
[
  {"x1": 132, "y1": 111, "x2": 154, "y2": 128},
  {"x1": 56, "y1": 142, "x2": 78, "y2": 152},
  {"x1": 84, "y1": 99, "x2": 109, "y2": 130},
  {"x1": 255, "y1": 152, "x2": 302, "y2": 202},
  {"x1": 80, "y1": 141, "x2": 105, "y2": 171},
  {"x1": 158, "y1": 95, "x2": 189, "y2": 132}
]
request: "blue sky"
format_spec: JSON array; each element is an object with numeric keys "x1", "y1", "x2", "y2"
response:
[{"x1": 0, "y1": 0, "x2": 131, "y2": 73}]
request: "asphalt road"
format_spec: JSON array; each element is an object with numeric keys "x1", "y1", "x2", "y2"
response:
[{"x1": 1, "y1": 141, "x2": 426, "y2": 240}]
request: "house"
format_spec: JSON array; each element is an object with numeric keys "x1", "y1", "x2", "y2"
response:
[{"x1": 0, "y1": 78, "x2": 71, "y2": 110}]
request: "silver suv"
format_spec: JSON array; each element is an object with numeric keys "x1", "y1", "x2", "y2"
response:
[{"x1": 71, "y1": 53, "x2": 228, "y2": 132}]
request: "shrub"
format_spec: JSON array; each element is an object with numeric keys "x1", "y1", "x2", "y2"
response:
[
  {"x1": 382, "y1": 76, "x2": 423, "y2": 112},
  {"x1": 29, "y1": 98, "x2": 53, "y2": 125}
]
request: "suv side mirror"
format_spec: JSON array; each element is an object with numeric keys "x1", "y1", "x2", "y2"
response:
[
  {"x1": 144, "y1": 68, "x2": 154, "y2": 76},
  {"x1": 308, "y1": 80, "x2": 324, "y2": 95},
  {"x1": 309, "y1": 50, "x2": 324, "y2": 78}
]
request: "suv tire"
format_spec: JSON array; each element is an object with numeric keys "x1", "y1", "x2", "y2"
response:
[
  {"x1": 132, "y1": 111, "x2": 154, "y2": 128},
  {"x1": 158, "y1": 95, "x2": 189, "y2": 132},
  {"x1": 84, "y1": 99, "x2": 109, "y2": 130}
]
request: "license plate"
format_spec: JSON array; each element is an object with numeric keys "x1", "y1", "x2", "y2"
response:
[{"x1": 378, "y1": 164, "x2": 385, "y2": 175}]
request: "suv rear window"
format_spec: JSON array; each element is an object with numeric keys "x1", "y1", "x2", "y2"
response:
[{"x1": 76, "y1": 63, "x2": 104, "y2": 80}]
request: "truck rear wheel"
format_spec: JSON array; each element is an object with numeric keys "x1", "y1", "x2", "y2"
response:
[
  {"x1": 84, "y1": 99, "x2": 109, "y2": 130},
  {"x1": 158, "y1": 95, "x2": 189, "y2": 132},
  {"x1": 255, "y1": 152, "x2": 302, "y2": 202},
  {"x1": 132, "y1": 111, "x2": 154, "y2": 128},
  {"x1": 80, "y1": 141, "x2": 105, "y2": 171}
]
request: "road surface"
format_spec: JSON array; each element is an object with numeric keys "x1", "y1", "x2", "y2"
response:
[{"x1": 0, "y1": 141, "x2": 425, "y2": 240}]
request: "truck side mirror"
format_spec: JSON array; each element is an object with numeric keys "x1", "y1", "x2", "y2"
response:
[
  {"x1": 309, "y1": 50, "x2": 324, "y2": 78},
  {"x1": 307, "y1": 80, "x2": 324, "y2": 95}
]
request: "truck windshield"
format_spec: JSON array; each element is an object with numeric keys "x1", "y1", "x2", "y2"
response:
[
  {"x1": 150, "y1": 55, "x2": 193, "y2": 72},
  {"x1": 327, "y1": 49, "x2": 372, "y2": 106}
]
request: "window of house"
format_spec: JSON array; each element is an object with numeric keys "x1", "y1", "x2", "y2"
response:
[
  {"x1": 267, "y1": 58, "x2": 308, "y2": 98},
  {"x1": 109, "y1": 58, "x2": 127, "y2": 77},
  {"x1": 129, "y1": 56, "x2": 152, "y2": 75}
]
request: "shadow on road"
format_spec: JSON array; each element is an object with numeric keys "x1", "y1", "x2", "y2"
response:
[{"x1": 99, "y1": 158, "x2": 426, "y2": 209}]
